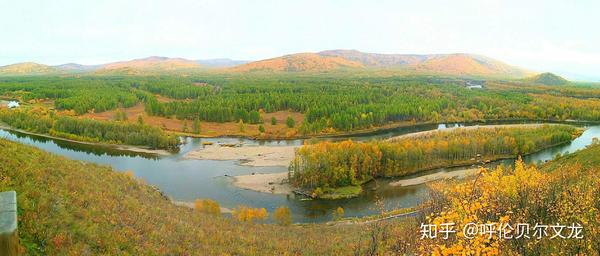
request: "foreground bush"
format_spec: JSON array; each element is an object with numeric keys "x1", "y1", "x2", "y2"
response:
[{"x1": 418, "y1": 156, "x2": 600, "y2": 255}]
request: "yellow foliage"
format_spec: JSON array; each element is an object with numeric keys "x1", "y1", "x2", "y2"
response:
[
  {"x1": 333, "y1": 207, "x2": 345, "y2": 221},
  {"x1": 419, "y1": 157, "x2": 600, "y2": 255},
  {"x1": 194, "y1": 199, "x2": 221, "y2": 215},
  {"x1": 232, "y1": 206, "x2": 268, "y2": 223}
]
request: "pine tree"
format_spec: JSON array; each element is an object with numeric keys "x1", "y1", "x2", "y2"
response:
[{"x1": 286, "y1": 116, "x2": 295, "y2": 128}]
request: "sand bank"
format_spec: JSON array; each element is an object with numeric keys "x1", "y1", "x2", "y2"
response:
[
  {"x1": 184, "y1": 144, "x2": 297, "y2": 167},
  {"x1": 232, "y1": 172, "x2": 292, "y2": 195},
  {"x1": 389, "y1": 168, "x2": 480, "y2": 187}
]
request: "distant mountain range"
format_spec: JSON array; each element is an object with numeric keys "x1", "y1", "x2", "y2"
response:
[
  {"x1": 316, "y1": 50, "x2": 530, "y2": 76},
  {"x1": 230, "y1": 53, "x2": 363, "y2": 72},
  {"x1": 0, "y1": 49, "x2": 536, "y2": 78}
]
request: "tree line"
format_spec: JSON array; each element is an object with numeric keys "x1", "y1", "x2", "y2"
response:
[{"x1": 0, "y1": 109, "x2": 179, "y2": 150}]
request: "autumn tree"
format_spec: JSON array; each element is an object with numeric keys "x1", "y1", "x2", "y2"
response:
[
  {"x1": 194, "y1": 199, "x2": 221, "y2": 215},
  {"x1": 232, "y1": 206, "x2": 268, "y2": 223}
]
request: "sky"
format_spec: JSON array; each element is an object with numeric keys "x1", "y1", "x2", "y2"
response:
[{"x1": 1, "y1": 0, "x2": 598, "y2": 80}]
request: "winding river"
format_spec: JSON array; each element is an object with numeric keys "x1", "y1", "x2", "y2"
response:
[{"x1": 1, "y1": 121, "x2": 599, "y2": 223}]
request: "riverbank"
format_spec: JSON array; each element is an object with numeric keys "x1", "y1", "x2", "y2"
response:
[
  {"x1": 0, "y1": 124, "x2": 172, "y2": 156},
  {"x1": 183, "y1": 144, "x2": 297, "y2": 167}
]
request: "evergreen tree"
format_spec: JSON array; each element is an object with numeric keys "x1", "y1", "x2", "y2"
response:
[{"x1": 286, "y1": 116, "x2": 295, "y2": 128}]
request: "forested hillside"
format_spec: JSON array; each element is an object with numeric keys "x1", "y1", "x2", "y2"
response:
[{"x1": 289, "y1": 125, "x2": 580, "y2": 198}]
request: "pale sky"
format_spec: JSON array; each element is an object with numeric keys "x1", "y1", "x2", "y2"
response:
[{"x1": 1, "y1": 0, "x2": 598, "y2": 80}]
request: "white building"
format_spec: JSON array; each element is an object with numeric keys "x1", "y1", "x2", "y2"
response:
[{"x1": 7, "y1": 101, "x2": 19, "y2": 108}]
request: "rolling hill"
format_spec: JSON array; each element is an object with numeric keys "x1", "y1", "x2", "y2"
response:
[
  {"x1": 0, "y1": 50, "x2": 533, "y2": 77},
  {"x1": 319, "y1": 50, "x2": 530, "y2": 77},
  {"x1": 318, "y1": 49, "x2": 429, "y2": 67},
  {"x1": 95, "y1": 56, "x2": 203, "y2": 74},
  {"x1": 0, "y1": 62, "x2": 58, "y2": 75},
  {"x1": 525, "y1": 72, "x2": 569, "y2": 85},
  {"x1": 230, "y1": 53, "x2": 364, "y2": 72}
]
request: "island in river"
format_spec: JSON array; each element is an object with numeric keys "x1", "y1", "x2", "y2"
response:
[{"x1": 182, "y1": 124, "x2": 584, "y2": 200}]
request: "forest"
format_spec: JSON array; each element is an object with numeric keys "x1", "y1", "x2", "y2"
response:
[
  {"x1": 288, "y1": 125, "x2": 579, "y2": 196},
  {"x1": 2, "y1": 75, "x2": 600, "y2": 138},
  {"x1": 0, "y1": 108, "x2": 179, "y2": 150}
]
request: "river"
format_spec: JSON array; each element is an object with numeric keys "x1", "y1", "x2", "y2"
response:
[{"x1": 1, "y1": 121, "x2": 599, "y2": 223}]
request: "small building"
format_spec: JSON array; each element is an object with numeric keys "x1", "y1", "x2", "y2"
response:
[
  {"x1": 467, "y1": 85, "x2": 483, "y2": 89},
  {"x1": 465, "y1": 81, "x2": 484, "y2": 89},
  {"x1": 7, "y1": 101, "x2": 19, "y2": 109}
]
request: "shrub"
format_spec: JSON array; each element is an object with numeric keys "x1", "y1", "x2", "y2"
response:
[{"x1": 194, "y1": 199, "x2": 221, "y2": 215}]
